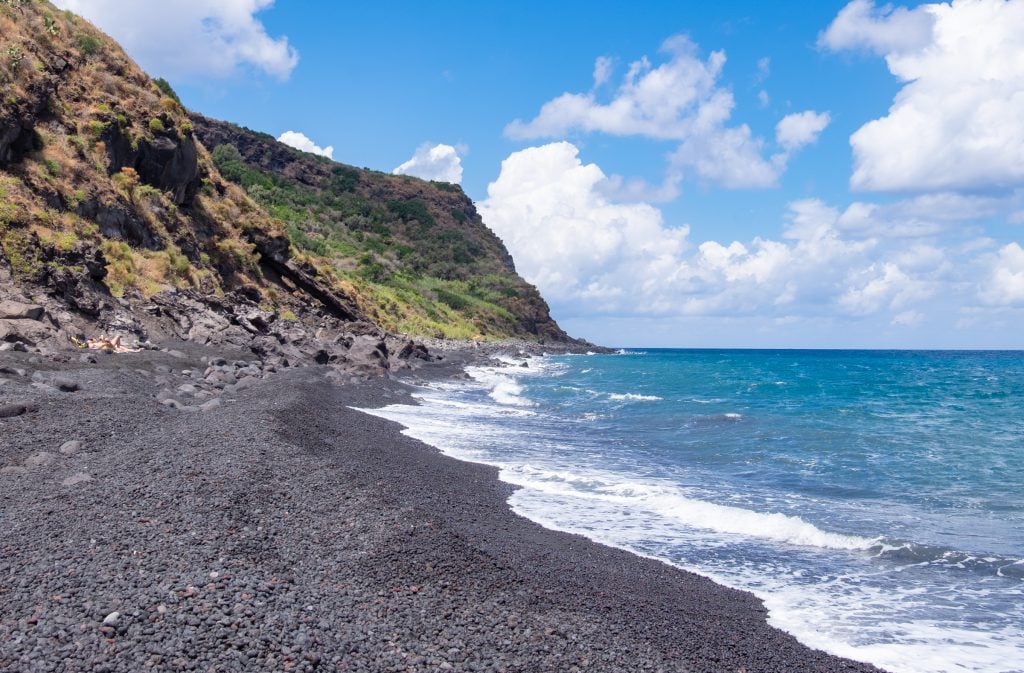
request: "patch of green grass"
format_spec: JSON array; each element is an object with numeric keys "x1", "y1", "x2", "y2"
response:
[{"x1": 76, "y1": 33, "x2": 101, "y2": 56}]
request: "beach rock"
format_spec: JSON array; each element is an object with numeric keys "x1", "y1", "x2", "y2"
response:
[
  {"x1": 199, "y1": 398, "x2": 222, "y2": 412},
  {"x1": 166, "y1": 349, "x2": 187, "y2": 359},
  {"x1": 397, "y1": 341, "x2": 431, "y2": 361},
  {"x1": 235, "y1": 376, "x2": 259, "y2": 390},
  {"x1": 52, "y1": 377, "x2": 80, "y2": 392},
  {"x1": 0, "y1": 300, "x2": 44, "y2": 320},
  {"x1": 161, "y1": 399, "x2": 198, "y2": 412},
  {"x1": 177, "y1": 383, "x2": 198, "y2": 394},
  {"x1": 59, "y1": 440, "x2": 83, "y2": 456},
  {"x1": 102, "y1": 611, "x2": 120, "y2": 626},
  {"x1": 347, "y1": 336, "x2": 391, "y2": 372},
  {"x1": 0, "y1": 318, "x2": 54, "y2": 346},
  {"x1": 0, "y1": 402, "x2": 33, "y2": 418},
  {"x1": 0, "y1": 366, "x2": 26, "y2": 377},
  {"x1": 24, "y1": 451, "x2": 57, "y2": 468},
  {"x1": 62, "y1": 472, "x2": 93, "y2": 486},
  {"x1": 79, "y1": 353, "x2": 97, "y2": 364},
  {"x1": 0, "y1": 465, "x2": 27, "y2": 476}
]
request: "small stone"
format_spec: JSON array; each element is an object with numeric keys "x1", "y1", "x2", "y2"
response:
[
  {"x1": 199, "y1": 398, "x2": 221, "y2": 412},
  {"x1": 102, "y1": 611, "x2": 120, "y2": 626},
  {"x1": 24, "y1": 451, "x2": 57, "y2": 468},
  {"x1": 79, "y1": 353, "x2": 97, "y2": 364},
  {"x1": 0, "y1": 466, "x2": 27, "y2": 476},
  {"x1": 166, "y1": 349, "x2": 187, "y2": 359},
  {"x1": 235, "y1": 376, "x2": 258, "y2": 390},
  {"x1": 59, "y1": 440, "x2": 83, "y2": 455},
  {"x1": 0, "y1": 402, "x2": 31, "y2": 418},
  {"x1": 52, "y1": 377, "x2": 79, "y2": 392},
  {"x1": 176, "y1": 384, "x2": 198, "y2": 394},
  {"x1": 62, "y1": 472, "x2": 93, "y2": 486},
  {"x1": 0, "y1": 366, "x2": 26, "y2": 377}
]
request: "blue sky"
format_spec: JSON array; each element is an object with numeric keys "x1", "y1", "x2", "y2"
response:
[{"x1": 54, "y1": 0, "x2": 1024, "y2": 347}]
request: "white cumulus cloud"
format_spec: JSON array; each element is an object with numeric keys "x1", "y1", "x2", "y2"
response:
[
  {"x1": 505, "y1": 35, "x2": 829, "y2": 189},
  {"x1": 979, "y1": 243, "x2": 1024, "y2": 305},
  {"x1": 822, "y1": 0, "x2": 1024, "y2": 192},
  {"x1": 393, "y1": 144, "x2": 464, "y2": 184},
  {"x1": 477, "y1": 142, "x2": 687, "y2": 310},
  {"x1": 776, "y1": 111, "x2": 831, "y2": 152},
  {"x1": 480, "y1": 142, "x2": 1024, "y2": 343},
  {"x1": 277, "y1": 131, "x2": 333, "y2": 159},
  {"x1": 819, "y1": 0, "x2": 935, "y2": 55},
  {"x1": 477, "y1": 143, "x2": 945, "y2": 320},
  {"x1": 52, "y1": 0, "x2": 298, "y2": 80}
]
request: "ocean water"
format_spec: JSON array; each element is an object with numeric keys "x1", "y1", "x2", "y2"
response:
[{"x1": 360, "y1": 349, "x2": 1024, "y2": 673}]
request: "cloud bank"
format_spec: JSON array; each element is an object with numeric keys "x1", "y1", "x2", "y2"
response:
[
  {"x1": 277, "y1": 131, "x2": 334, "y2": 159},
  {"x1": 52, "y1": 0, "x2": 298, "y2": 80},
  {"x1": 480, "y1": 142, "x2": 1009, "y2": 329},
  {"x1": 822, "y1": 0, "x2": 1024, "y2": 192},
  {"x1": 393, "y1": 144, "x2": 464, "y2": 184}
]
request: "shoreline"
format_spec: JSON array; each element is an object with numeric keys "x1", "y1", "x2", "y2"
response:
[{"x1": 1, "y1": 344, "x2": 885, "y2": 672}]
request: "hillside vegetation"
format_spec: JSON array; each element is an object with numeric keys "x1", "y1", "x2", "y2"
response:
[
  {"x1": 195, "y1": 116, "x2": 567, "y2": 341},
  {"x1": 0, "y1": 0, "x2": 572, "y2": 353}
]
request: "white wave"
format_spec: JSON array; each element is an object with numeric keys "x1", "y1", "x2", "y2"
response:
[
  {"x1": 498, "y1": 464, "x2": 876, "y2": 552},
  {"x1": 608, "y1": 392, "x2": 663, "y2": 402},
  {"x1": 355, "y1": 360, "x2": 1024, "y2": 673},
  {"x1": 506, "y1": 485, "x2": 1024, "y2": 673},
  {"x1": 723, "y1": 412, "x2": 742, "y2": 419},
  {"x1": 465, "y1": 366, "x2": 533, "y2": 406}
]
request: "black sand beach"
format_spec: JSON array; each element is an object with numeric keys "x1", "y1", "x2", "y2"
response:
[{"x1": 0, "y1": 347, "x2": 886, "y2": 672}]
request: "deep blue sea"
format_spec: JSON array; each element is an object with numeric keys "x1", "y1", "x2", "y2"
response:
[{"x1": 362, "y1": 349, "x2": 1024, "y2": 673}]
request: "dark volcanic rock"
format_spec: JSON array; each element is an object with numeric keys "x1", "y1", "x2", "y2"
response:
[
  {"x1": 104, "y1": 125, "x2": 202, "y2": 206},
  {"x1": 76, "y1": 198, "x2": 163, "y2": 250}
]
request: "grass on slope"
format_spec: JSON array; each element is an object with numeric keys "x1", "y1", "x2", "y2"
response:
[{"x1": 211, "y1": 144, "x2": 525, "y2": 339}]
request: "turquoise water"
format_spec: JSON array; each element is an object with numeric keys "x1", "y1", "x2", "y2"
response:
[{"x1": 363, "y1": 350, "x2": 1024, "y2": 673}]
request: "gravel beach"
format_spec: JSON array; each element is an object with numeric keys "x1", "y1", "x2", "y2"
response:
[{"x1": 0, "y1": 347, "x2": 886, "y2": 673}]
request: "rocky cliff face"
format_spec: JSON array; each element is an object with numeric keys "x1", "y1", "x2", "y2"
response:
[{"x1": 0, "y1": 1, "x2": 584, "y2": 368}]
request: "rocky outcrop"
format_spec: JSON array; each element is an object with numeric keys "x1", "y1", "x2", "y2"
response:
[
  {"x1": 103, "y1": 125, "x2": 202, "y2": 206},
  {"x1": 0, "y1": 80, "x2": 50, "y2": 166},
  {"x1": 0, "y1": 300, "x2": 44, "y2": 321},
  {"x1": 249, "y1": 233, "x2": 364, "y2": 323}
]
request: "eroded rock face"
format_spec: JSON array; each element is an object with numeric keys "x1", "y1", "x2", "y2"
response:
[
  {"x1": 0, "y1": 81, "x2": 49, "y2": 166},
  {"x1": 104, "y1": 126, "x2": 202, "y2": 207},
  {"x1": 77, "y1": 198, "x2": 163, "y2": 250},
  {"x1": 0, "y1": 119, "x2": 38, "y2": 165}
]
